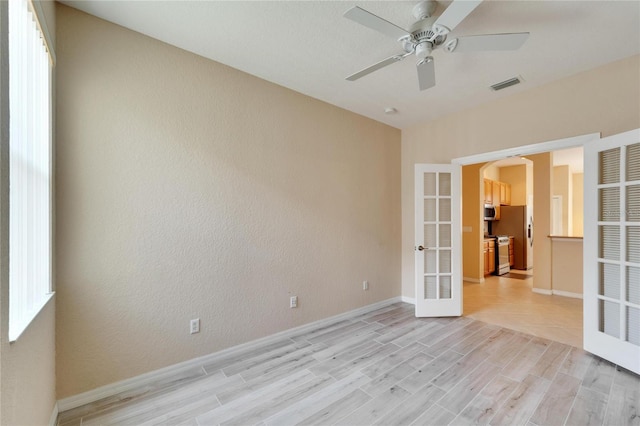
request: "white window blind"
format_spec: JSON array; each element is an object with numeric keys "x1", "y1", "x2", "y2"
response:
[
  {"x1": 8, "y1": 0, "x2": 53, "y2": 342},
  {"x1": 596, "y1": 142, "x2": 640, "y2": 347}
]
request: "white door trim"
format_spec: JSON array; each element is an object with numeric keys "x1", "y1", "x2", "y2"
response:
[{"x1": 452, "y1": 133, "x2": 600, "y2": 165}]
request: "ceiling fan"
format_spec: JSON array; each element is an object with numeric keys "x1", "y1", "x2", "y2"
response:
[{"x1": 344, "y1": 0, "x2": 529, "y2": 91}]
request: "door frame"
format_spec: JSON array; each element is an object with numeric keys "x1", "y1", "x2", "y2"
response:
[{"x1": 451, "y1": 132, "x2": 599, "y2": 295}]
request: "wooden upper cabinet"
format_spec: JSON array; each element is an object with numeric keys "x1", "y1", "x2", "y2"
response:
[
  {"x1": 484, "y1": 179, "x2": 493, "y2": 204},
  {"x1": 492, "y1": 181, "x2": 501, "y2": 206}
]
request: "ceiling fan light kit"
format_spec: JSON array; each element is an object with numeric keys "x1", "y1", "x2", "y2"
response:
[{"x1": 344, "y1": 0, "x2": 530, "y2": 91}]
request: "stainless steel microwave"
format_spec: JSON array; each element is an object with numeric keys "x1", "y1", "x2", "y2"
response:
[{"x1": 484, "y1": 204, "x2": 497, "y2": 221}]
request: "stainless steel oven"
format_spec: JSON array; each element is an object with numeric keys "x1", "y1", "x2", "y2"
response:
[{"x1": 496, "y1": 235, "x2": 510, "y2": 275}]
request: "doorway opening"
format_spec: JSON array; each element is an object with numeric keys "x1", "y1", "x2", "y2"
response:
[{"x1": 453, "y1": 134, "x2": 593, "y2": 347}]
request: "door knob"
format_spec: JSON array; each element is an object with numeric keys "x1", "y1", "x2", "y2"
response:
[{"x1": 417, "y1": 245, "x2": 425, "y2": 251}]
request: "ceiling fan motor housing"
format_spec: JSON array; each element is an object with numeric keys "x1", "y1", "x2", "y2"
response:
[{"x1": 407, "y1": 16, "x2": 447, "y2": 58}]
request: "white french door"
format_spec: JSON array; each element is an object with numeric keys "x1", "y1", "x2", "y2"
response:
[
  {"x1": 584, "y1": 128, "x2": 640, "y2": 374},
  {"x1": 414, "y1": 164, "x2": 462, "y2": 317}
]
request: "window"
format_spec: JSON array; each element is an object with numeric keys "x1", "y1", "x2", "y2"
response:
[{"x1": 8, "y1": 0, "x2": 54, "y2": 342}]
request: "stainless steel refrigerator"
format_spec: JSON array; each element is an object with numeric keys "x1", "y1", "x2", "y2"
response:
[{"x1": 493, "y1": 205, "x2": 534, "y2": 270}]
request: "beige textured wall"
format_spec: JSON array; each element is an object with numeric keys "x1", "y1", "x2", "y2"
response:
[
  {"x1": 572, "y1": 173, "x2": 584, "y2": 237},
  {"x1": 401, "y1": 54, "x2": 640, "y2": 298},
  {"x1": 55, "y1": 5, "x2": 401, "y2": 398},
  {"x1": 0, "y1": 1, "x2": 57, "y2": 425},
  {"x1": 551, "y1": 239, "x2": 584, "y2": 295},
  {"x1": 500, "y1": 165, "x2": 527, "y2": 206},
  {"x1": 462, "y1": 164, "x2": 484, "y2": 280},
  {"x1": 553, "y1": 165, "x2": 571, "y2": 235},
  {"x1": 530, "y1": 153, "x2": 552, "y2": 290}
]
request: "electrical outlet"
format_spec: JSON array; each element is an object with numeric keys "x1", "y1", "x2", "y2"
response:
[
  {"x1": 290, "y1": 296, "x2": 298, "y2": 308},
  {"x1": 363, "y1": 280, "x2": 369, "y2": 290},
  {"x1": 190, "y1": 318, "x2": 200, "y2": 334}
]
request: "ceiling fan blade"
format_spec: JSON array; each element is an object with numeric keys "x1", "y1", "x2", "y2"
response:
[
  {"x1": 346, "y1": 54, "x2": 407, "y2": 81},
  {"x1": 432, "y1": 0, "x2": 483, "y2": 35},
  {"x1": 449, "y1": 32, "x2": 530, "y2": 52},
  {"x1": 344, "y1": 6, "x2": 411, "y2": 40},
  {"x1": 417, "y1": 58, "x2": 435, "y2": 91}
]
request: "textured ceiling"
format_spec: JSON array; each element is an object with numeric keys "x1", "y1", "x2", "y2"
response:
[{"x1": 61, "y1": 1, "x2": 640, "y2": 129}]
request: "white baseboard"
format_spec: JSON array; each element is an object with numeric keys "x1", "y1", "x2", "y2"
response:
[
  {"x1": 401, "y1": 296, "x2": 416, "y2": 305},
  {"x1": 57, "y1": 296, "x2": 402, "y2": 412},
  {"x1": 532, "y1": 287, "x2": 583, "y2": 299},
  {"x1": 552, "y1": 290, "x2": 583, "y2": 299},
  {"x1": 49, "y1": 402, "x2": 58, "y2": 426}
]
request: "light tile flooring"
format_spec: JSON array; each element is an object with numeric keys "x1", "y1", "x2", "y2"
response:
[
  {"x1": 464, "y1": 270, "x2": 583, "y2": 348},
  {"x1": 57, "y1": 302, "x2": 640, "y2": 426}
]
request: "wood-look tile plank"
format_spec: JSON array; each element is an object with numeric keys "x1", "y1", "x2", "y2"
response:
[
  {"x1": 360, "y1": 352, "x2": 433, "y2": 397},
  {"x1": 438, "y1": 361, "x2": 503, "y2": 415},
  {"x1": 391, "y1": 320, "x2": 443, "y2": 347},
  {"x1": 201, "y1": 339, "x2": 297, "y2": 373},
  {"x1": 339, "y1": 385, "x2": 411, "y2": 425},
  {"x1": 309, "y1": 340, "x2": 381, "y2": 376},
  {"x1": 410, "y1": 403, "x2": 456, "y2": 426},
  {"x1": 366, "y1": 306, "x2": 413, "y2": 323},
  {"x1": 81, "y1": 371, "x2": 236, "y2": 425},
  {"x1": 220, "y1": 375, "x2": 336, "y2": 426},
  {"x1": 306, "y1": 321, "x2": 371, "y2": 344},
  {"x1": 373, "y1": 383, "x2": 445, "y2": 425},
  {"x1": 558, "y1": 346, "x2": 595, "y2": 380},
  {"x1": 449, "y1": 325, "x2": 501, "y2": 355},
  {"x1": 327, "y1": 342, "x2": 400, "y2": 380},
  {"x1": 421, "y1": 320, "x2": 485, "y2": 353},
  {"x1": 485, "y1": 332, "x2": 532, "y2": 366},
  {"x1": 451, "y1": 375, "x2": 519, "y2": 426},
  {"x1": 289, "y1": 319, "x2": 354, "y2": 342},
  {"x1": 374, "y1": 319, "x2": 430, "y2": 345},
  {"x1": 612, "y1": 366, "x2": 640, "y2": 390},
  {"x1": 528, "y1": 340, "x2": 571, "y2": 380},
  {"x1": 565, "y1": 386, "x2": 608, "y2": 426},
  {"x1": 296, "y1": 388, "x2": 371, "y2": 425},
  {"x1": 360, "y1": 342, "x2": 426, "y2": 379},
  {"x1": 216, "y1": 351, "x2": 318, "y2": 405},
  {"x1": 375, "y1": 309, "x2": 417, "y2": 326},
  {"x1": 529, "y1": 372, "x2": 581, "y2": 426},
  {"x1": 397, "y1": 349, "x2": 463, "y2": 394},
  {"x1": 319, "y1": 322, "x2": 382, "y2": 348},
  {"x1": 195, "y1": 369, "x2": 317, "y2": 425},
  {"x1": 221, "y1": 340, "x2": 310, "y2": 377},
  {"x1": 312, "y1": 331, "x2": 380, "y2": 362},
  {"x1": 416, "y1": 317, "x2": 472, "y2": 346},
  {"x1": 430, "y1": 347, "x2": 490, "y2": 392},
  {"x1": 488, "y1": 374, "x2": 550, "y2": 426},
  {"x1": 351, "y1": 303, "x2": 406, "y2": 323},
  {"x1": 500, "y1": 337, "x2": 551, "y2": 382},
  {"x1": 56, "y1": 366, "x2": 208, "y2": 424},
  {"x1": 240, "y1": 347, "x2": 318, "y2": 381},
  {"x1": 263, "y1": 372, "x2": 370, "y2": 426},
  {"x1": 581, "y1": 356, "x2": 616, "y2": 395},
  {"x1": 602, "y1": 383, "x2": 640, "y2": 426}
]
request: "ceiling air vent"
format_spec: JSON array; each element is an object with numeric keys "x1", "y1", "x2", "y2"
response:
[{"x1": 490, "y1": 76, "x2": 522, "y2": 91}]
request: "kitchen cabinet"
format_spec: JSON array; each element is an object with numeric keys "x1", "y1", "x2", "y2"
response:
[
  {"x1": 484, "y1": 179, "x2": 493, "y2": 204},
  {"x1": 509, "y1": 236, "x2": 515, "y2": 267},
  {"x1": 499, "y1": 182, "x2": 512, "y2": 206},
  {"x1": 484, "y1": 239, "x2": 495, "y2": 275},
  {"x1": 492, "y1": 181, "x2": 501, "y2": 207}
]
